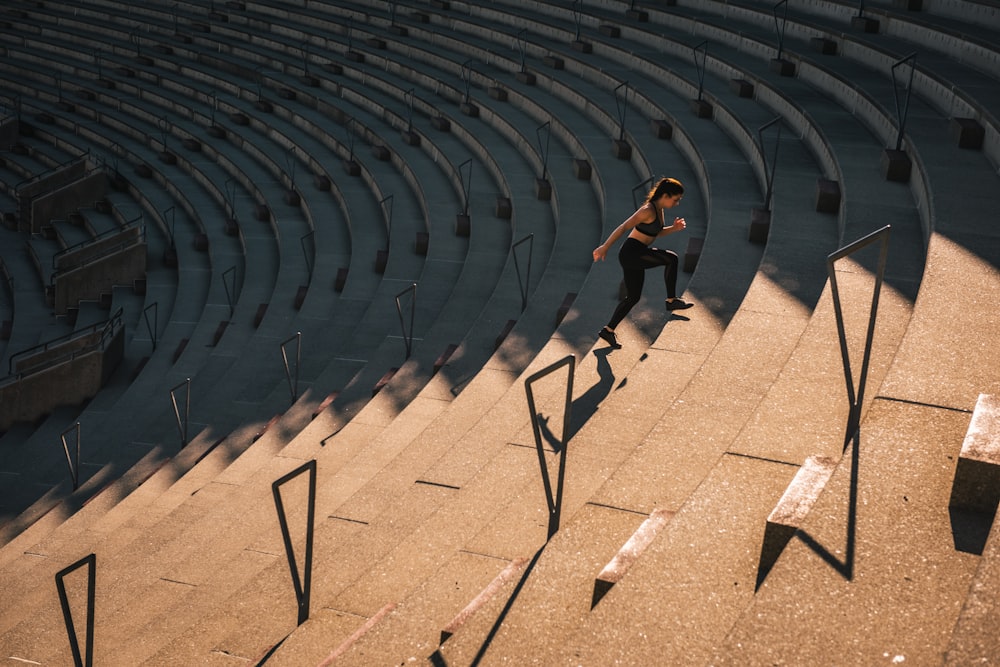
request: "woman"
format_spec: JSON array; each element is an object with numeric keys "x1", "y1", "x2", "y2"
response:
[{"x1": 592, "y1": 177, "x2": 693, "y2": 348}]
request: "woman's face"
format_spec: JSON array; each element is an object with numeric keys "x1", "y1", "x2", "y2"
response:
[{"x1": 659, "y1": 192, "x2": 683, "y2": 208}]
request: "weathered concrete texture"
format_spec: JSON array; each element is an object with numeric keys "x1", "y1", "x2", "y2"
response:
[
  {"x1": 710, "y1": 399, "x2": 981, "y2": 666},
  {"x1": 880, "y1": 234, "x2": 1000, "y2": 410},
  {"x1": 436, "y1": 503, "x2": 647, "y2": 667},
  {"x1": 556, "y1": 454, "x2": 799, "y2": 666}
]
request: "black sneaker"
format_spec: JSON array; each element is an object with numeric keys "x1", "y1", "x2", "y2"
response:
[
  {"x1": 665, "y1": 298, "x2": 694, "y2": 311},
  {"x1": 598, "y1": 327, "x2": 620, "y2": 347}
]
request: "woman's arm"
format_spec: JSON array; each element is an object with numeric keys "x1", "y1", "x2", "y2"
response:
[
  {"x1": 592, "y1": 205, "x2": 657, "y2": 261},
  {"x1": 658, "y1": 216, "x2": 686, "y2": 237}
]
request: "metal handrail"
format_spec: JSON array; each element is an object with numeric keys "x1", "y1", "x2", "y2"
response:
[
  {"x1": 758, "y1": 117, "x2": 783, "y2": 212},
  {"x1": 614, "y1": 81, "x2": 630, "y2": 142},
  {"x1": 60, "y1": 422, "x2": 81, "y2": 491},
  {"x1": 891, "y1": 53, "x2": 918, "y2": 151},
  {"x1": 692, "y1": 41, "x2": 709, "y2": 102},
  {"x1": 512, "y1": 234, "x2": 534, "y2": 313},
  {"x1": 280, "y1": 332, "x2": 302, "y2": 404},
  {"x1": 169, "y1": 378, "x2": 191, "y2": 447},
  {"x1": 7, "y1": 306, "x2": 124, "y2": 376},
  {"x1": 51, "y1": 215, "x2": 145, "y2": 270},
  {"x1": 826, "y1": 225, "x2": 891, "y2": 446},
  {"x1": 395, "y1": 283, "x2": 417, "y2": 360},
  {"x1": 773, "y1": 0, "x2": 790, "y2": 61},
  {"x1": 14, "y1": 152, "x2": 91, "y2": 196}
]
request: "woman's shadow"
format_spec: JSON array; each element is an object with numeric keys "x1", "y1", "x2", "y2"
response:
[{"x1": 536, "y1": 347, "x2": 620, "y2": 452}]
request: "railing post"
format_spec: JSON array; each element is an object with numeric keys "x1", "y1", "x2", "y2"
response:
[
  {"x1": 631, "y1": 176, "x2": 654, "y2": 210},
  {"x1": 142, "y1": 302, "x2": 158, "y2": 351},
  {"x1": 55, "y1": 553, "x2": 96, "y2": 667},
  {"x1": 280, "y1": 332, "x2": 302, "y2": 404},
  {"x1": 891, "y1": 53, "x2": 918, "y2": 152},
  {"x1": 692, "y1": 40, "x2": 709, "y2": 102},
  {"x1": 272, "y1": 460, "x2": 317, "y2": 626},
  {"x1": 758, "y1": 116, "x2": 783, "y2": 213},
  {"x1": 300, "y1": 230, "x2": 315, "y2": 281},
  {"x1": 456, "y1": 158, "x2": 472, "y2": 237},
  {"x1": 222, "y1": 265, "x2": 237, "y2": 319},
  {"x1": 395, "y1": 283, "x2": 417, "y2": 360},
  {"x1": 524, "y1": 355, "x2": 576, "y2": 540},
  {"x1": 512, "y1": 234, "x2": 534, "y2": 313},
  {"x1": 826, "y1": 225, "x2": 891, "y2": 448},
  {"x1": 535, "y1": 120, "x2": 552, "y2": 199},
  {"x1": 169, "y1": 378, "x2": 191, "y2": 446},
  {"x1": 773, "y1": 0, "x2": 789, "y2": 60},
  {"x1": 60, "y1": 421, "x2": 81, "y2": 491},
  {"x1": 614, "y1": 80, "x2": 629, "y2": 143}
]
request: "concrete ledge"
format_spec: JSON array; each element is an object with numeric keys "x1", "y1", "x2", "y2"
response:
[
  {"x1": 757, "y1": 455, "x2": 838, "y2": 588},
  {"x1": 311, "y1": 391, "x2": 338, "y2": 419},
  {"x1": 748, "y1": 207, "x2": 770, "y2": 244},
  {"x1": 882, "y1": 148, "x2": 912, "y2": 182},
  {"x1": 651, "y1": 119, "x2": 673, "y2": 140},
  {"x1": 612, "y1": 139, "x2": 631, "y2": 160},
  {"x1": 816, "y1": 178, "x2": 841, "y2": 213},
  {"x1": 534, "y1": 179, "x2": 551, "y2": 201},
  {"x1": 851, "y1": 15, "x2": 880, "y2": 33},
  {"x1": 690, "y1": 98, "x2": 713, "y2": 119},
  {"x1": 441, "y1": 558, "x2": 529, "y2": 643},
  {"x1": 212, "y1": 320, "x2": 229, "y2": 346},
  {"x1": 769, "y1": 58, "x2": 796, "y2": 77},
  {"x1": 949, "y1": 394, "x2": 1000, "y2": 515},
  {"x1": 593, "y1": 509, "x2": 673, "y2": 607},
  {"x1": 810, "y1": 37, "x2": 838, "y2": 55},
  {"x1": 516, "y1": 70, "x2": 537, "y2": 85},
  {"x1": 495, "y1": 319, "x2": 516, "y2": 350},
  {"x1": 730, "y1": 78, "x2": 754, "y2": 98},
  {"x1": 555, "y1": 292, "x2": 577, "y2": 326},
  {"x1": 401, "y1": 129, "x2": 420, "y2": 146},
  {"x1": 319, "y1": 602, "x2": 397, "y2": 666},
  {"x1": 372, "y1": 367, "x2": 399, "y2": 396},
  {"x1": 294, "y1": 285, "x2": 308, "y2": 310},
  {"x1": 950, "y1": 117, "x2": 985, "y2": 150},
  {"x1": 683, "y1": 236, "x2": 704, "y2": 273},
  {"x1": 433, "y1": 343, "x2": 459, "y2": 376},
  {"x1": 544, "y1": 55, "x2": 564, "y2": 70},
  {"x1": 496, "y1": 196, "x2": 512, "y2": 219},
  {"x1": 415, "y1": 231, "x2": 429, "y2": 255}
]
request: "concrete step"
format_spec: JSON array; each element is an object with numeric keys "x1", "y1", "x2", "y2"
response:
[{"x1": 711, "y1": 398, "x2": 982, "y2": 665}]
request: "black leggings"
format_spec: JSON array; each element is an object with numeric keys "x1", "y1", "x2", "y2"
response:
[{"x1": 606, "y1": 237, "x2": 679, "y2": 329}]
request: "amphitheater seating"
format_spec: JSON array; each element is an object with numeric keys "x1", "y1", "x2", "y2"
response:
[{"x1": 1, "y1": 0, "x2": 999, "y2": 664}]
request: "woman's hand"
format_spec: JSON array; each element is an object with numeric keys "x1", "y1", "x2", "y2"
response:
[
  {"x1": 593, "y1": 244, "x2": 608, "y2": 262},
  {"x1": 671, "y1": 217, "x2": 686, "y2": 231}
]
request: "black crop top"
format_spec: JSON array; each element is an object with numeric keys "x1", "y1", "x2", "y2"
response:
[{"x1": 633, "y1": 203, "x2": 662, "y2": 237}]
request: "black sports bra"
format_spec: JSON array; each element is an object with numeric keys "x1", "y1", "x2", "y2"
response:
[{"x1": 633, "y1": 203, "x2": 662, "y2": 237}]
